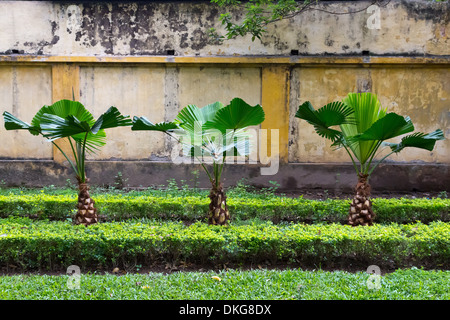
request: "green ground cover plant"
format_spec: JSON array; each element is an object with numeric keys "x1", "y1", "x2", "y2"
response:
[
  {"x1": 0, "y1": 268, "x2": 448, "y2": 300},
  {"x1": 0, "y1": 217, "x2": 448, "y2": 271}
]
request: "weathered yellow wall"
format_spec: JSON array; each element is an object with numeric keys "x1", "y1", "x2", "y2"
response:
[
  {"x1": 178, "y1": 67, "x2": 261, "y2": 107},
  {"x1": 77, "y1": 65, "x2": 262, "y2": 160},
  {"x1": 0, "y1": 58, "x2": 447, "y2": 165},
  {"x1": 289, "y1": 65, "x2": 449, "y2": 164},
  {"x1": 0, "y1": 66, "x2": 53, "y2": 159},
  {"x1": 0, "y1": 1, "x2": 448, "y2": 168},
  {"x1": 371, "y1": 67, "x2": 449, "y2": 163},
  {"x1": 79, "y1": 66, "x2": 166, "y2": 160}
]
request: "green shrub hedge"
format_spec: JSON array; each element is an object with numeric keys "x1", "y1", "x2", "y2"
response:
[
  {"x1": 0, "y1": 217, "x2": 448, "y2": 271},
  {"x1": 0, "y1": 193, "x2": 448, "y2": 224}
]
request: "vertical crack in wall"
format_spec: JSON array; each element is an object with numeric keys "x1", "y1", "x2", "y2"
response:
[
  {"x1": 164, "y1": 66, "x2": 180, "y2": 161},
  {"x1": 11, "y1": 67, "x2": 18, "y2": 116},
  {"x1": 288, "y1": 68, "x2": 300, "y2": 162},
  {"x1": 356, "y1": 69, "x2": 373, "y2": 93}
]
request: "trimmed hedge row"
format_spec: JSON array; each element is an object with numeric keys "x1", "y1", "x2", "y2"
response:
[
  {"x1": 0, "y1": 218, "x2": 449, "y2": 270},
  {"x1": 0, "y1": 194, "x2": 448, "y2": 224}
]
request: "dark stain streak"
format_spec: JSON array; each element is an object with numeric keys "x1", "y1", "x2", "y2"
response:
[
  {"x1": 10, "y1": 2, "x2": 447, "y2": 56},
  {"x1": 68, "y1": 3, "x2": 215, "y2": 54},
  {"x1": 20, "y1": 19, "x2": 60, "y2": 53},
  {"x1": 206, "y1": 7, "x2": 219, "y2": 23},
  {"x1": 190, "y1": 29, "x2": 207, "y2": 51},
  {"x1": 402, "y1": 0, "x2": 449, "y2": 24},
  {"x1": 325, "y1": 35, "x2": 334, "y2": 47},
  {"x1": 180, "y1": 33, "x2": 189, "y2": 49}
]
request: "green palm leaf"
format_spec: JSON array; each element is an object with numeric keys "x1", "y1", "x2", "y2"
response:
[
  {"x1": 176, "y1": 104, "x2": 202, "y2": 132},
  {"x1": 40, "y1": 114, "x2": 92, "y2": 140},
  {"x1": 91, "y1": 106, "x2": 132, "y2": 134},
  {"x1": 315, "y1": 101, "x2": 355, "y2": 127},
  {"x1": 172, "y1": 102, "x2": 243, "y2": 159},
  {"x1": 384, "y1": 129, "x2": 445, "y2": 153},
  {"x1": 295, "y1": 101, "x2": 353, "y2": 141},
  {"x1": 176, "y1": 104, "x2": 211, "y2": 132},
  {"x1": 198, "y1": 102, "x2": 224, "y2": 123},
  {"x1": 31, "y1": 99, "x2": 95, "y2": 129},
  {"x1": 3, "y1": 111, "x2": 40, "y2": 135},
  {"x1": 354, "y1": 113, "x2": 414, "y2": 142},
  {"x1": 131, "y1": 116, "x2": 179, "y2": 132},
  {"x1": 41, "y1": 104, "x2": 132, "y2": 156},
  {"x1": 203, "y1": 98, "x2": 265, "y2": 133},
  {"x1": 340, "y1": 92, "x2": 387, "y2": 164},
  {"x1": 295, "y1": 101, "x2": 323, "y2": 126}
]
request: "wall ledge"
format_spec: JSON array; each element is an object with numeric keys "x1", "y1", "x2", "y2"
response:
[{"x1": 0, "y1": 54, "x2": 449, "y2": 66}]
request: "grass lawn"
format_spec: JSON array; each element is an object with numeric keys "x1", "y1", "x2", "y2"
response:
[{"x1": 0, "y1": 268, "x2": 448, "y2": 300}]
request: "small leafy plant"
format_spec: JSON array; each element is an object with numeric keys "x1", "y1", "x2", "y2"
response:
[
  {"x1": 295, "y1": 92, "x2": 444, "y2": 226},
  {"x1": 3, "y1": 100, "x2": 132, "y2": 226},
  {"x1": 131, "y1": 98, "x2": 265, "y2": 225}
]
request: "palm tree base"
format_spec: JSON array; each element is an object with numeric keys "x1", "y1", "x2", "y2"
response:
[
  {"x1": 348, "y1": 173, "x2": 375, "y2": 226},
  {"x1": 208, "y1": 182, "x2": 230, "y2": 226},
  {"x1": 75, "y1": 177, "x2": 98, "y2": 226}
]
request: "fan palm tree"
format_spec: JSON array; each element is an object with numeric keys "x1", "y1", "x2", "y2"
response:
[
  {"x1": 132, "y1": 97, "x2": 265, "y2": 225},
  {"x1": 295, "y1": 92, "x2": 444, "y2": 226},
  {"x1": 3, "y1": 99, "x2": 132, "y2": 226}
]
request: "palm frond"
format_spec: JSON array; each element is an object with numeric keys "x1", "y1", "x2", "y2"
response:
[
  {"x1": 176, "y1": 104, "x2": 204, "y2": 135},
  {"x1": 3, "y1": 111, "x2": 40, "y2": 135},
  {"x1": 384, "y1": 129, "x2": 445, "y2": 153},
  {"x1": 40, "y1": 114, "x2": 91, "y2": 140},
  {"x1": 31, "y1": 100, "x2": 95, "y2": 129},
  {"x1": 203, "y1": 98, "x2": 265, "y2": 133},
  {"x1": 91, "y1": 106, "x2": 132, "y2": 134},
  {"x1": 199, "y1": 102, "x2": 224, "y2": 123},
  {"x1": 340, "y1": 92, "x2": 386, "y2": 164},
  {"x1": 295, "y1": 101, "x2": 352, "y2": 142},
  {"x1": 316, "y1": 101, "x2": 355, "y2": 127},
  {"x1": 131, "y1": 116, "x2": 179, "y2": 132},
  {"x1": 72, "y1": 130, "x2": 107, "y2": 155},
  {"x1": 355, "y1": 113, "x2": 414, "y2": 141}
]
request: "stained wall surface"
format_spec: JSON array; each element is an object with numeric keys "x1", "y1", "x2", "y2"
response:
[{"x1": 0, "y1": 1, "x2": 448, "y2": 56}]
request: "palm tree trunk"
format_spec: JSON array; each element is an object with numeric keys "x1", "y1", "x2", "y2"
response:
[
  {"x1": 208, "y1": 181, "x2": 230, "y2": 225},
  {"x1": 75, "y1": 177, "x2": 98, "y2": 226},
  {"x1": 348, "y1": 173, "x2": 375, "y2": 226}
]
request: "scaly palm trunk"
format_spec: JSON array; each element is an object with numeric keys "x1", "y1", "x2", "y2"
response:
[
  {"x1": 348, "y1": 173, "x2": 375, "y2": 226},
  {"x1": 75, "y1": 177, "x2": 98, "y2": 226},
  {"x1": 208, "y1": 181, "x2": 230, "y2": 225}
]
